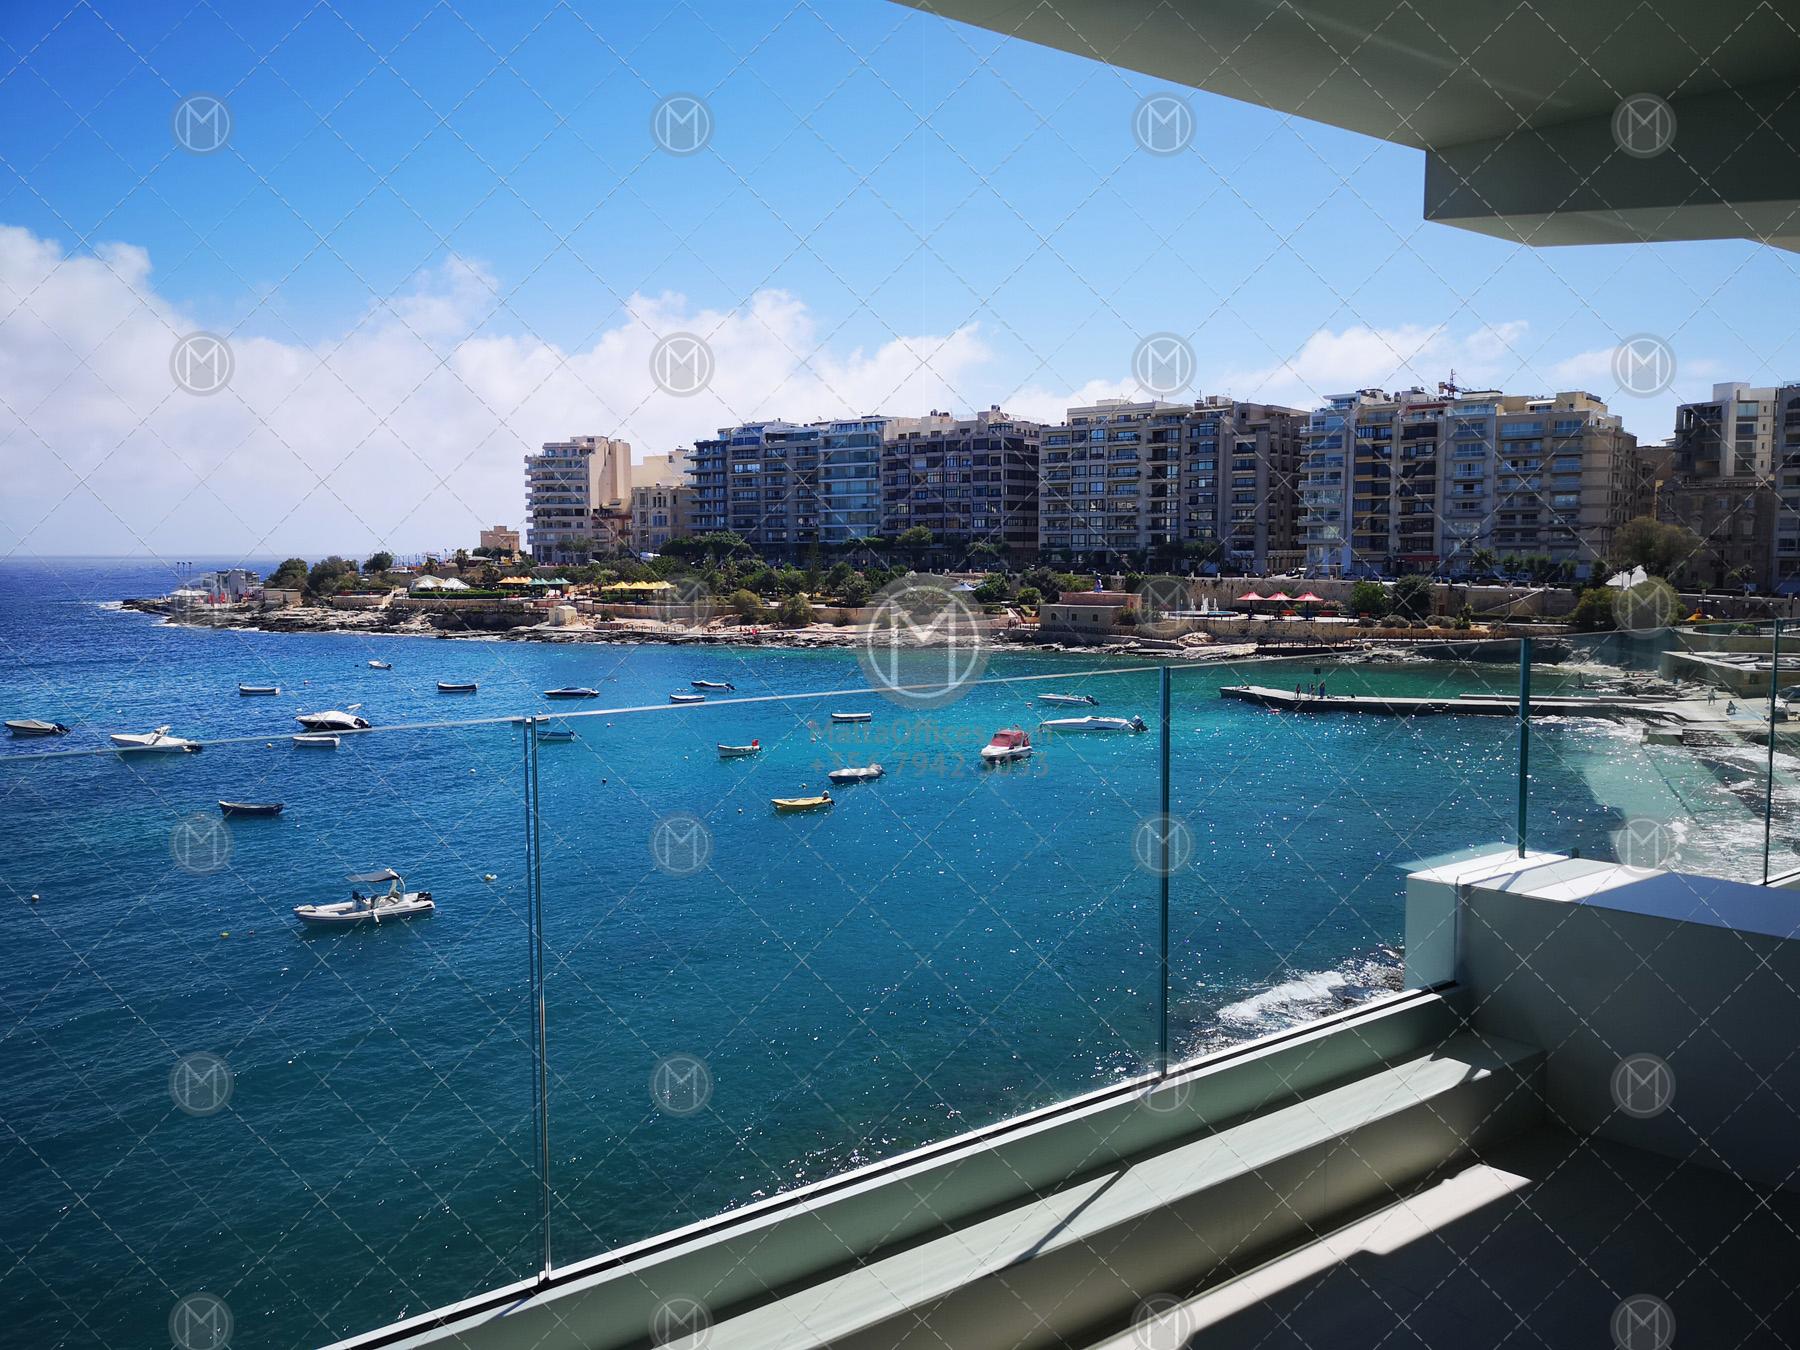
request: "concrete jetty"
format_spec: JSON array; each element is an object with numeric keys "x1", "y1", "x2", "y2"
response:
[{"x1": 1220, "y1": 684, "x2": 1693, "y2": 721}]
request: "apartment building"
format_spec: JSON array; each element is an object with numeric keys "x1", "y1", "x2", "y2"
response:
[
  {"x1": 524, "y1": 435, "x2": 630, "y2": 565},
  {"x1": 1039, "y1": 397, "x2": 1305, "y2": 569},
  {"x1": 477, "y1": 525, "x2": 519, "y2": 555},
  {"x1": 1658, "y1": 381, "x2": 1800, "y2": 589},
  {"x1": 628, "y1": 483, "x2": 694, "y2": 554},
  {"x1": 633, "y1": 448, "x2": 690, "y2": 490},
  {"x1": 687, "y1": 421, "x2": 825, "y2": 561},
  {"x1": 1300, "y1": 388, "x2": 1639, "y2": 577},
  {"x1": 882, "y1": 407, "x2": 1042, "y2": 560},
  {"x1": 819, "y1": 417, "x2": 887, "y2": 546}
]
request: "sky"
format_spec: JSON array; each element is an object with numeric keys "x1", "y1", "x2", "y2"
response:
[{"x1": 0, "y1": 0, "x2": 1795, "y2": 558}]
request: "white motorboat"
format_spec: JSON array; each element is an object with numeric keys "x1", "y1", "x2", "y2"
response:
[
  {"x1": 669, "y1": 692, "x2": 706, "y2": 704},
  {"x1": 1039, "y1": 693, "x2": 1098, "y2": 707},
  {"x1": 294, "y1": 869, "x2": 434, "y2": 927},
  {"x1": 110, "y1": 725, "x2": 200, "y2": 753},
  {"x1": 1039, "y1": 715, "x2": 1147, "y2": 734},
  {"x1": 237, "y1": 684, "x2": 280, "y2": 696},
  {"x1": 292, "y1": 733, "x2": 340, "y2": 748},
  {"x1": 537, "y1": 726, "x2": 576, "y2": 743},
  {"x1": 437, "y1": 681, "x2": 478, "y2": 693},
  {"x1": 830, "y1": 711, "x2": 873, "y2": 723},
  {"x1": 368, "y1": 659, "x2": 392, "y2": 670},
  {"x1": 718, "y1": 740, "x2": 761, "y2": 758},
  {"x1": 827, "y1": 764, "x2": 884, "y2": 783},
  {"x1": 295, "y1": 706, "x2": 370, "y2": 731},
  {"x1": 544, "y1": 687, "x2": 598, "y2": 699},
  {"x1": 6, "y1": 718, "x2": 69, "y2": 737},
  {"x1": 692, "y1": 680, "x2": 735, "y2": 691},
  {"x1": 980, "y1": 728, "x2": 1033, "y2": 762}
]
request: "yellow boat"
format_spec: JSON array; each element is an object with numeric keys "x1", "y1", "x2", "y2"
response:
[{"x1": 771, "y1": 790, "x2": 833, "y2": 813}]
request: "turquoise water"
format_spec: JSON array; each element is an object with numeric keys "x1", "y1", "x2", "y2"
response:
[{"x1": 0, "y1": 560, "x2": 1775, "y2": 1347}]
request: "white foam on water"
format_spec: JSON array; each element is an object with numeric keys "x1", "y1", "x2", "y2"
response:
[{"x1": 1217, "y1": 969, "x2": 1353, "y2": 1028}]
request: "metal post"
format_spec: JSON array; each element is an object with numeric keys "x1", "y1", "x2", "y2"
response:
[
  {"x1": 1765, "y1": 620, "x2": 1782, "y2": 883},
  {"x1": 1158, "y1": 666, "x2": 1171, "y2": 1076},
  {"x1": 524, "y1": 718, "x2": 552, "y2": 1278},
  {"x1": 1517, "y1": 637, "x2": 1532, "y2": 858}
]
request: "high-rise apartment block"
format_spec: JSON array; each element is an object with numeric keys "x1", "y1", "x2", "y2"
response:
[
  {"x1": 882, "y1": 407, "x2": 1041, "y2": 559},
  {"x1": 524, "y1": 435, "x2": 630, "y2": 565},
  {"x1": 1658, "y1": 382, "x2": 1800, "y2": 589}
]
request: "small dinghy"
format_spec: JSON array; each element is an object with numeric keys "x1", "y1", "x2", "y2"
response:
[
  {"x1": 292, "y1": 733, "x2": 340, "y2": 748},
  {"x1": 827, "y1": 764, "x2": 884, "y2": 783},
  {"x1": 691, "y1": 680, "x2": 735, "y2": 691},
  {"x1": 980, "y1": 728, "x2": 1033, "y2": 762},
  {"x1": 219, "y1": 800, "x2": 284, "y2": 817},
  {"x1": 537, "y1": 728, "x2": 576, "y2": 743},
  {"x1": 368, "y1": 659, "x2": 392, "y2": 670},
  {"x1": 294, "y1": 869, "x2": 434, "y2": 927},
  {"x1": 437, "y1": 681, "x2": 478, "y2": 693},
  {"x1": 1039, "y1": 692, "x2": 1098, "y2": 707},
  {"x1": 669, "y1": 692, "x2": 706, "y2": 704},
  {"x1": 237, "y1": 684, "x2": 280, "y2": 696},
  {"x1": 110, "y1": 725, "x2": 200, "y2": 753},
  {"x1": 544, "y1": 687, "x2": 598, "y2": 699},
  {"x1": 1039, "y1": 715, "x2": 1147, "y2": 734},
  {"x1": 5, "y1": 719, "x2": 69, "y2": 737},
  {"x1": 830, "y1": 711, "x2": 872, "y2": 723},
  {"x1": 772, "y1": 790, "x2": 833, "y2": 813},
  {"x1": 296, "y1": 706, "x2": 370, "y2": 731},
  {"x1": 717, "y1": 739, "x2": 761, "y2": 758}
]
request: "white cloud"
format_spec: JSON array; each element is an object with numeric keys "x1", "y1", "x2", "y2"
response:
[{"x1": 0, "y1": 226, "x2": 993, "y2": 558}]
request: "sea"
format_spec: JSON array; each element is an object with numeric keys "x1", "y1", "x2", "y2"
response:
[{"x1": 0, "y1": 558, "x2": 1786, "y2": 1347}]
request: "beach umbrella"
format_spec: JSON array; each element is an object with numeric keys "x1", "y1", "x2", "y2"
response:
[
  {"x1": 1293, "y1": 591, "x2": 1325, "y2": 603},
  {"x1": 1236, "y1": 590, "x2": 1265, "y2": 602},
  {"x1": 1265, "y1": 590, "x2": 1294, "y2": 602}
]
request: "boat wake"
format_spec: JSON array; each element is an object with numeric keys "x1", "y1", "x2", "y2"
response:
[{"x1": 1202, "y1": 952, "x2": 1404, "y2": 1046}]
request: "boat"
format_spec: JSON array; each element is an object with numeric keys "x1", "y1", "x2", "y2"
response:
[
  {"x1": 827, "y1": 764, "x2": 884, "y2": 783},
  {"x1": 110, "y1": 725, "x2": 201, "y2": 753},
  {"x1": 437, "y1": 681, "x2": 478, "y2": 693},
  {"x1": 830, "y1": 711, "x2": 873, "y2": 723},
  {"x1": 5, "y1": 719, "x2": 69, "y2": 737},
  {"x1": 692, "y1": 680, "x2": 735, "y2": 691},
  {"x1": 292, "y1": 733, "x2": 340, "y2": 748},
  {"x1": 980, "y1": 728, "x2": 1033, "y2": 762},
  {"x1": 1039, "y1": 715, "x2": 1148, "y2": 734},
  {"x1": 669, "y1": 692, "x2": 706, "y2": 704},
  {"x1": 295, "y1": 706, "x2": 370, "y2": 731},
  {"x1": 772, "y1": 790, "x2": 834, "y2": 812},
  {"x1": 718, "y1": 740, "x2": 761, "y2": 758},
  {"x1": 293, "y1": 869, "x2": 434, "y2": 927},
  {"x1": 237, "y1": 684, "x2": 280, "y2": 696},
  {"x1": 1039, "y1": 693, "x2": 1099, "y2": 707},
  {"x1": 219, "y1": 800, "x2": 284, "y2": 817},
  {"x1": 537, "y1": 728, "x2": 576, "y2": 743},
  {"x1": 544, "y1": 687, "x2": 598, "y2": 699},
  {"x1": 368, "y1": 659, "x2": 392, "y2": 670}
]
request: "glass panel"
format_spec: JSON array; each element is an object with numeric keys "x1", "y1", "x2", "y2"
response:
[
  {"x1": 0, "y1": 719, "x2": 538, "y2": 1348},
  {"x1": 535, "y1": 661, "x2": 1162, "y2": 1266}
]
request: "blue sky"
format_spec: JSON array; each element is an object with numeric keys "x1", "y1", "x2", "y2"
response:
[{"x1": 1, "y1": 0, "x2": 1795, "y2": 555}]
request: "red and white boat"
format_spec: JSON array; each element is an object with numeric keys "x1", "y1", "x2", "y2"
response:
[{"x1": 980, "y1": 727, "x2": 1033, "y2": 763}]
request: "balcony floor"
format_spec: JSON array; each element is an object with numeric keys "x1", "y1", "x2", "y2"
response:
[{"x1": 1088, "y1": 1126, "x2": 1800, "y2": 1349}]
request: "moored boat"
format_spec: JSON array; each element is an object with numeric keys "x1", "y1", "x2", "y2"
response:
[
  {"x1": 718, "y1": 740, "x2": 761, "y2": 758},
  {"x1": 291, "y1": 733, "x2": 340, "y2": 748},
  {"x1": 1039, "y1": 693, "x2": 1098, "y2": 707},
  {"x1": 219, "y1": 800, "x2": 284, "y2": 817},
  {"x1": 772, "y1": 790, "x2": 834, "y2": 812},
  {"x1": 5, "y1": 718, "x2": 69, "y2": 737},
  {"x1": 669, "y1": 692, "x2": 706, "y2": 704},
  {"x1": 295, "y1": 707, "x2": 370, "y2": 731},
  {"x1": 237, "y1": 684, "x2": 280, "y2": 696},
  {"x1": 830, "y1": 711, "x2": 872, "y2": 723},
  {"x1": 827, "y1": 764, "x2": 884, "y2": 783},
  {"x1": 544, "y1": 687, "x2": 598, "y2": 699},
  {"x1": 437, "y1": 681, "x2": 478, "y2": 693},
  {"x1": 537, "y1": 728, "x2": 576, "y2": 743},
  {"x1": 980, "y1": 727, "x2": 1033, "y2": 762},
  {"x1": 692, "y1": 679, "x2": 735, "y2": 691},
  {"x1": 110, "y1": 725, "x2": 200, "y2": 753},
  {"x1": 368, "y1": 659, "x2": 392, "y2": 670},
  {"x1": 1039, "y1": 714, "x2": 1147, "y2": 734},
  {"x1": 294, "y1": 869, "x2": 434, "y2": 927}
]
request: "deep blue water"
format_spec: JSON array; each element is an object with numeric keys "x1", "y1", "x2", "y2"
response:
[{"x1": 0, "y1": 559, "x2": 1757, "y2": 1347}]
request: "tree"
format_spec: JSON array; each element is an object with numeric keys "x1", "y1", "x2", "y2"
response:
[
  {"x1": 840, "y1": 574, "x2": 872, "y2": 608},
  {"x1": 973, "y1": 574, "x2": 1011, "y2": 604},
  {"x1": 269, "y1": 557, "x2": 308, "y2": 590},
  {"x1": 727, "y1": 588, "x2": 766, "y2": 623},
  {"x1": 363, "y1": 551, "x2": 394, "y2": 575},
  {"x1": 1348, "y1": 580, "x2": 1390, "y2": 617},
  {"x1": 1015, "y1": 586, "x2": 1042, "y2": 609},
  {"x1": 305, "y1": 556, "x2": 358, "y2": 597},
  {"x1": 898, "y1": 526, "x2": 934, "y2": 568},
  {"x1": 1611, "y1": 516, "x2": 1702, "y2": 578},
  {"x1": 774, "y1": 593, "x2": 814, "y2": 627},
  {"x1": 1391, "y1": 574, "x2": 1434, "y2": 620},
  {"x1": 1570, "y1": 587, "x2": 1618, "y2": 632}
]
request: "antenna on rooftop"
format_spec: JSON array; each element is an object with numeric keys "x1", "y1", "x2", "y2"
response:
[{"x1": 1438, "y1": 369, "x2": 1463, "y2": 398}]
